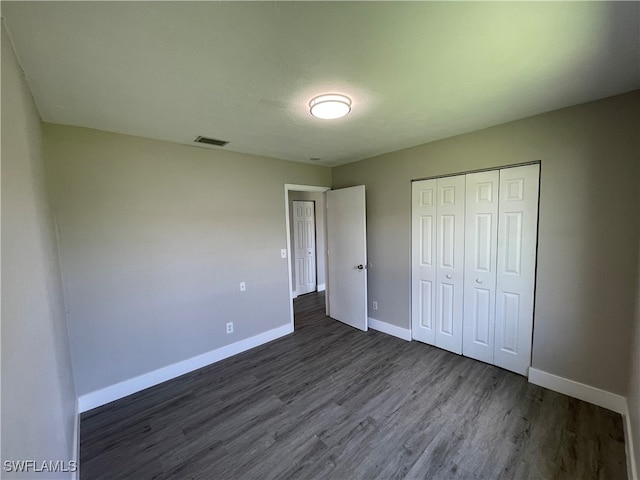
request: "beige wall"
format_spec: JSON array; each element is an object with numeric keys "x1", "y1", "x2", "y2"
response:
[
  {"x1": 1, "y1": 25, "x2": 77, "y2": 478},
  {"x1": 333, "y1": 91, "x2": 640, "y2": 395},
  {"x1": 43, "y1": 124, "x2": 331, "y2": 396},
  {"x1": 289, "y1": 191, "x2": 326, "y2": 293}
]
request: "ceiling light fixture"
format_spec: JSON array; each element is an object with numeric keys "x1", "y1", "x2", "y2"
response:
[{"x1": 309, "y1": 94, "x2": 351, "y2": 120}]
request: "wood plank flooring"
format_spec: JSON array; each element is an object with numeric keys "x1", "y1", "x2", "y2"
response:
[{"x1": 80, "y1": 292, "x2": 627, "y2": 479}]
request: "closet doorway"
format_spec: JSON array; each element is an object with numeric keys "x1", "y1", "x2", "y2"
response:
[{"x1": 411, "y1": 163, "x2": 540, "y2": 375}]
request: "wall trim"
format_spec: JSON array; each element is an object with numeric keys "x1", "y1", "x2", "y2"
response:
[
  {"x1": 411, "y1": 160, "x2": 542, "y2": 183},
  {"x1": 78, "y1": 324, "x2": 293, "y2": 413},
  {"x1": 368, "y1": 317, "x2": 412, "y2": 341},
  {"x1": 293, "y1": 287, "x2": 327, "y2": 299},
  {"x1": 72, "y1": 401, "x2": 80, "y2": 480},
  {"x1": 623, "y1": 401, "x2": 638, "y2": 480},
  {"x1": 528, "y1": 368, "x2": 626, "y2": 414}
]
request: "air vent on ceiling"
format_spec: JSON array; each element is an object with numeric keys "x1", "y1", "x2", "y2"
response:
[{"x1": 194, "y1": 136, "x2": 229, "y2": 147}]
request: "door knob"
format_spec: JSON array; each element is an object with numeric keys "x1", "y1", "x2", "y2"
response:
[
  {"x1": 476, "y1": 278, "x2": 483, "y2": 284},
  {"x1": 357, "y1": 264, "x2": 365, "y2": 270},
  {"x1": 446, "y1": 274, "x2": 452, "y2": 279}
]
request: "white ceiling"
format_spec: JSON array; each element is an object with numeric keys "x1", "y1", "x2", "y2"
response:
[{"x1": 3, "y1": 1, "x2": 639, "y2": 166}]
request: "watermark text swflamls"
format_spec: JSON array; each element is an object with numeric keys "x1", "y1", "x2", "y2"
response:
[{"x1": 3, "y1": 460, "x2": 78, "y2": 473}]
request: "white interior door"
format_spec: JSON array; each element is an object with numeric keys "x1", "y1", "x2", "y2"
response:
[
  {"x1": 494, "y1": 164, "x2": 540, "y2": 375},
  {"x1": 293, "y1": 201, "x2": 316, "y2": 296},
  {"x1": 326, "y1": 186, "x2": 368, "y2": 331},
  {"x1": 435, "y1": 175, "x2": 466, "y2": 354},
  {"x1": 411, "y1": 179, "x2": 437, "y2": 344},
  {"x1": 463, "y1": 170, "x2": 499, "y2": 363}
]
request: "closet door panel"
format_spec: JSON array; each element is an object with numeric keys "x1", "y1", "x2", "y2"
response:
[
  {"x1": 435, "y1": 175, "x2": 465, "y2": 354},
  {"x1": 495, "y1": 164, "x2": 540, "y2": 375},
  {"x1": 463, "y1": 170, "x2": 499, "y2": 364},
  {"x1": 411, "y1": 179, "x2": 437, "y2": 344}
]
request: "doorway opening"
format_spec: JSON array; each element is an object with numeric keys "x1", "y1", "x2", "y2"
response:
[
  {"x1": 293, "y1": 291, "x2": 327, "y2": 330},
  {"x1": 284, "y1": 184, "x2": 330, "y2": 331}
]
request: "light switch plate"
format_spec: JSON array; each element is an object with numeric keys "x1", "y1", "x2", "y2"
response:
[{"x1": 281, "y1": 249, "x2": 287, "y2": 258}]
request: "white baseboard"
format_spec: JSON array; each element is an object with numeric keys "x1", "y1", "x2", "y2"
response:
[
  {"x1": 368, "y1": 317, "x2": 412, "y2": 341},
  {"x1": 293, "y1": 286, "x2": 325, "y2": 298},
  {"x1": 528, "y1": 368, "x2": 626, "y2": 414},
  {"x1": 528, "y1": 368, "x2": 638, "y2": 479},
  {"x1": 78, "y1": 324, "x2": 293, "y2": 413},
  {"x1": 623, "y1": 400, "x2": 638, "y2": 480}
]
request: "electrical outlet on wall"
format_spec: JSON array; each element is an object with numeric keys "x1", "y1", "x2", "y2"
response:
[
  {"x1": 372, "y1": 301, "x2": 378, "y2": 310},
  {"x1": 226, "y1": 322, "x2": 234, "y2": 334}
]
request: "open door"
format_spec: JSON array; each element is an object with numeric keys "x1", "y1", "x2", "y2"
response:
[{"x1": 326, "y1": 185, "x2": 368, "y2": 331}]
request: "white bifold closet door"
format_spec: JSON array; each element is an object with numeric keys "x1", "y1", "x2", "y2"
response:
[
  {"x1": 493, "y1": 165, "x2": 540, "y2": 375},
  {"x1": 411, "y1": 175, "x2": 465, "y2": 354},
  {"x1": 462, "y1": 170, "x2": 500, "y2": 364},
  {"x1": 412, "y1": 164, "x2": 539, "y2": 376},
  {"x1": 411, "y1": 179, "x2": 437, "y2": 345}
]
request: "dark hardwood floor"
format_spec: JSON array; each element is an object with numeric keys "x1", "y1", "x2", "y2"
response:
[{"x1": 80, "y1": 292, "x2": 627, "y2": 479}]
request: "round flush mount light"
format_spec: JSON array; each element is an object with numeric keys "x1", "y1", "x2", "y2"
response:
[{"x1": 309, "y1": 94, "x2": 352, "y2": 119}]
